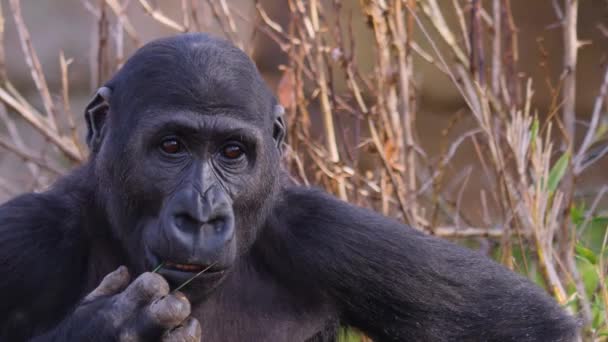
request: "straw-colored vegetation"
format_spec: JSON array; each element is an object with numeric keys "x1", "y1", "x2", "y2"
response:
[{"x1": 0, "y1": 1, "x2": 606, "y2": 341}]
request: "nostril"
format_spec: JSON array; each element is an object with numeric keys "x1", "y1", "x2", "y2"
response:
[
  {"x1": 208, "y1": 217, "x2": 226, "y2": 233},
  {"x1": 173, "y1": 213, "x2": 227, "y2": 233},
  {"x1": 173, "y1": 213, "x2": 200, "y2": 231}
]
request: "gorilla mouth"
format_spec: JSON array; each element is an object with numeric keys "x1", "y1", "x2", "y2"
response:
[
  {"x1": 164, "y1": 261, "x2": 212, "y2": 273},
  {"x1": 156, "y1": 259, "x2": 227, "y2": 291},
  {"x1": 146, "y1": 249, "x2": 228, "y2": 290}
]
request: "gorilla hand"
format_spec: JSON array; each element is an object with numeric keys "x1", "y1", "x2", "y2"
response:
[{"x1": 37, "y1": 267, "x2": 201, "y2": 342}]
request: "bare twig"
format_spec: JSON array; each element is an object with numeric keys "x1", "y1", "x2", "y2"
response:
[
  {"x1": 310, "y1": 0, "x2": 346, "y2": 200},
  {"x1": 219, "y1": 0, "x2": 241, "y2": 46},
  {"x1": 420, "y1": 0, "x2": 469, "y2": 68},
  {"x1": 181, "y1": 0, "x2": 190, "y2": 31},
  {"x1": 434, "y1": 226, "x2": 503, "y2": 238},
  {"x1": 491, "y1": 0, "x2": 502, "y2": 95},
  {"x1": 104, "y1": 0, "x2": 141, "y2": 46},
  {"x1": 0, "y1": 87, "x2": 80, "y2": 161},
  {"x1": 0, "y1": 135, "x2": 63, "y2": 175},
  {"x1": 8, "y1": 0, "x2": 58, "y2": 131},
  {"x1": 558, "y1": 0, "x2": 591, "y2": 325},
  {"x1": 96, "y1": 0, "x2": 111, "y2": 83},
  {"x1": 561, "y1": 0, "x2": 578, "y2": 148},
  {"x1": 393, "y1": 0, "x2": 420, "y2": 224},
  {"x1": 0, "y1": 104, "x2": 39, "y2": 179},
  {"x1": 60, "y1": 52, "x2": 85, "y2": 159},
  {"x1": 137, "y1": 0, "x2": 186, "y2": 32},
  {"x1": 205, "y1": 0, "x2": 237, "y2": 44},
  {"x1": 469, "y1": 0, "x2": 485, "y2": 84},
  {"x1": 574, "y1": 65, "x2": 608, "y2": 173}
]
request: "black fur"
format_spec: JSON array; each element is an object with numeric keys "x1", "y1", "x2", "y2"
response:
[{"x1": 0, "y1": 33, "x2": 578, "y2": 341}]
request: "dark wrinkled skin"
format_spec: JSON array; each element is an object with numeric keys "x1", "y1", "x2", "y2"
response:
[{"x1": 0, "y1": 34, "x2": 579, "y2": 342}]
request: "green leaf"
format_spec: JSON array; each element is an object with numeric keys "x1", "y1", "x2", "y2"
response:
[
  {"x1": 529, "y1": 116, "x2": 539, "y2": 152},
  {"x1": 575, "y1": 243, "x2": 598, "y2": 265},
  {"x1": 593, "y1": 121, "x2": 608, "y2": 142},
  {"x1": 547, "y1": 152, "x2": 570, "y2": 193},
  {"x1": 530, "y1": 116, "x2": 539, "y2": 142},
  {"x1": 570, "y1": 204, "x2": 585, "y2": 226},
  {"x1": 591, "y1": 216, "x2": 608, "y2": 229}
]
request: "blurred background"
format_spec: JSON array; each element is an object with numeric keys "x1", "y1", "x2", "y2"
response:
[{"x1": 0, "y1": 0, "x2": 607, "y2": 340}]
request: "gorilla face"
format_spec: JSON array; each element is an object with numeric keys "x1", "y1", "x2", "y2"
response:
[
  {"x1": 136, "y1": 111, "x2": 256, "y2": 293},
  {"x1": 85, "y1": 34, "x2": 284, "y2": 298}
]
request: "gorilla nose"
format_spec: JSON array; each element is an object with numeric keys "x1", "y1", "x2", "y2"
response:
[
  {"x1": 166, "y1": 187, "x2": 235, "y2": 256},
  {"x1": 173, "y1": 212, "x2": 227, "y2": 234}
]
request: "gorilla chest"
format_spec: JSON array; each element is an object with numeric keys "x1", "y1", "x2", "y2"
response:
[{"x1": 191, "y1": 267, "x2": 335, "y2": 342}]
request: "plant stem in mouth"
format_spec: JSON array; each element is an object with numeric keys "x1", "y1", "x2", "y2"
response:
[
  {"x1": 173, "y1": 261, "x2": 217, "y2": 293},
  {"x1": 152, "y1": 262, "x2": 165, "y2": 273}
]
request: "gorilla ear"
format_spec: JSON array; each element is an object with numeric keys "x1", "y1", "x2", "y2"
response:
[
  {"x1": 85, "y1": 87, "x2": 112, "y2": 152},
  {"x1": 272, "y1": 104, "x2": 286, "y2": 153}
]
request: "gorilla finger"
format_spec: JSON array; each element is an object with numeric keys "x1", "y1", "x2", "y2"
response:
[
  {"x1": 84, "y1": 265, "x2": 130, "y2": 302},
  {"x1": 118, "y1": 272, "x2": 170, "y2": 307},
  {"x1": 161, "y1": 317, "x2": 202, "y2": 342},
  {"x1": 130, "y1": 292, "x2": 191, "y2": 339},
  {"x1": 145, "y1": 292, "x2": 191, "y2": 328}
]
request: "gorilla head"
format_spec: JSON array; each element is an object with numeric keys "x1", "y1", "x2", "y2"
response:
[{"x1": 83, "y1": 34, "x2": 286, "y2": 297}]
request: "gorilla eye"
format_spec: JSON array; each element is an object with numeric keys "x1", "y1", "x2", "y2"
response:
[
  {"x1": 221, "y1": 144, "x2": 244, "y2": 159},
  {"x1": 160, "y1": 138, "x2": 182, "y2": 154}
]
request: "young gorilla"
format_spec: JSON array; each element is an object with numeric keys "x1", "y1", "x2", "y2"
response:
[{"x1": 0, "y1": 34, "x2": 577, "y2": 342}]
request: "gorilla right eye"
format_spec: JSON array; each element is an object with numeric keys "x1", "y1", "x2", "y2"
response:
[
  {"x1": 221, "y1": 144, "x2": 244, "y2": 159},
  {"x1": 160, "y1": 138, "x2": 182, "y2": 154}
]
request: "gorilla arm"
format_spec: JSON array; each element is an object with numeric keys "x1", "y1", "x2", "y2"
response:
[
  {"x1": 260, "y1": 186, "x2": 579, "y2": 342},
  {"x1": 0, "y1": 192, "x2": 87, "y2": 340},
  {"x1": 0, "y1": 190, "x2": 200, "y2": 341}
]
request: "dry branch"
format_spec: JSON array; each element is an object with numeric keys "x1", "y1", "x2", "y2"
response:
[
  {"x1": 137, "y1": 0, "x2": 186, "y2": 32},
  {"x1": 9, "y1": 0, "x2": 58, "y2": 131}
]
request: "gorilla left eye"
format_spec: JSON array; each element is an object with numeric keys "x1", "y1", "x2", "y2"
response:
[
  {"x1": 160, "y1": 138, "x2": 182, "y2": 154},
  {"x1": 221, "y1": 144, "x2": 244, "y2": 159}
]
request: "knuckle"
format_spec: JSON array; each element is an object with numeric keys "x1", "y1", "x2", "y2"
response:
[
  {"x1": 149, "y1": 294, "x2": 191, "y2": 325},
  {"x1": 113, "y1": 265, "x2": 131, "y2": 282},
  {"x1": 135, "y1": 272, "x2": 170, "y2": 295},
  {"x1": 188, "y1": 317, "x2": 202, "y2": 337},
  {"x1": 85, "y1": 268, "x2": 131, "y2": 302},
  {"x1": 102, "y1": 268, "x2": 130, "y2": 289},
  {"x1": 168, "y1": 294, "x2": 191, "y2": 315}
]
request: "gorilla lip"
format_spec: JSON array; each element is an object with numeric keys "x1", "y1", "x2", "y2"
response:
[
  {"x1": 156, "y1": 260, "x2": 226, "y2": 292},
  {"x1": 164, "y1": 261, "x2": 212, "y2": 273}
]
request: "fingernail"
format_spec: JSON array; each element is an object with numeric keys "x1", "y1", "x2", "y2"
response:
[{"x1": 174, "y1": 291, "x2": 187, "y2": 301}]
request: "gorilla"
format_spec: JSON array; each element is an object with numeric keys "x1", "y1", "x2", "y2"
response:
[{"x1": 0, "y1": 33, "x2": 578, "y2": 341}]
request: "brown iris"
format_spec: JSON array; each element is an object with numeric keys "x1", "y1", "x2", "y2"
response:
[
  {"x1": 222, "y1": 144, "x2": 244, "y2": 159},
  {"x1": 160, "y1": 138, "x2": 181, "y2": 154}
]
